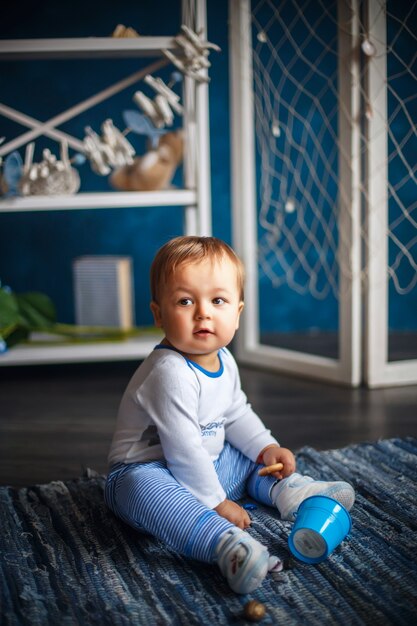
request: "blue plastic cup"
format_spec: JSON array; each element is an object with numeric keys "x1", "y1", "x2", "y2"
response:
[{"x1": 288, "y1": 495, "x2": 352, "y2": 564}]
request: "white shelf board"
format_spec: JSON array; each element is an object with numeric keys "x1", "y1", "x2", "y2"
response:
[
  {"x1": 0, "y1": 189, "x2": 197, "y2": 212},
  {"x1": 0, "y1": 37, "x2": 176, "y2": 60},
  {"x1": 0, "y1": 336, "x2": 162, "y2": 366}
]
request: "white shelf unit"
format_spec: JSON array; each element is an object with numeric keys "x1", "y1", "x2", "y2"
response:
[
  {"x1": 0, "y1": 0, "x2": 212, "y2": 366},
  {"x1": 0, "y1": 37, "x2": 176, "y2": 60},
  {"x1": 0, "y1": 335, "x2": 164, "y2": 366},
  {"x1": 0, "y1": 190, "x2": 197, "y2": 212}
]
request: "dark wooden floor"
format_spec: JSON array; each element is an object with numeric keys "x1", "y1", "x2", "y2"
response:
[{"x1": 1, "y1": 360, "x2": 416, "y2": 488}]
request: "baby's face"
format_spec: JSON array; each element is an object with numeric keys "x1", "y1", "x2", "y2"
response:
[{"x1": 151, "y1": 255, "x2": 244, "y2": 369}]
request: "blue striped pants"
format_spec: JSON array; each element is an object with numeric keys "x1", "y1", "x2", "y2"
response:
[{"x1": 104, "y1": 442, "x2": 277, "y2": 563}]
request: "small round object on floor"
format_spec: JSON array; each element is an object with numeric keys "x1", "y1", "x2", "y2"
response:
[{"x1": 243, "y1": 600, "x2": 266, "y2": 622}]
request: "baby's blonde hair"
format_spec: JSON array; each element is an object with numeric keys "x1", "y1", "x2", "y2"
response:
[{"x1": 150, "y1": 236, "x2": 245, "y2": 303}]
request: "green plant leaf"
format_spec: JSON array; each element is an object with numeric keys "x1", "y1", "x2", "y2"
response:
[
  {"x1": 0, "y1": 288, "x2": 20, "y2": 327},
  {"x1": 16, "y1": 292, "x2": 56, "y2": 329}
]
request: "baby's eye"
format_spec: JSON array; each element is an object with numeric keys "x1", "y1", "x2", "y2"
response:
[
  {"x1": 213, "y1": 297, "x2": 226, "y2": 305},
  {"x1": 178, "y1": 298, "x2": 193, "y2": 306}
]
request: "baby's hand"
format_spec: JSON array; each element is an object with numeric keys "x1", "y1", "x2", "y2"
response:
[
  {"x1": 260, "y1": 445, "x2": 296, "y2": 479},
  {"x1": 214, "y1": 499, "x2": 251, "y2": 529}
]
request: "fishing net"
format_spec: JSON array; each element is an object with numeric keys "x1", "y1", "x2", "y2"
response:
[{"x1": 250, "y1": 0, "x2": 416, "y2": 299}]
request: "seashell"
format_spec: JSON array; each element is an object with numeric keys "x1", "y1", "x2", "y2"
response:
[{"x1": 19, "y1": 167, "x2": 80, "y2": 196}]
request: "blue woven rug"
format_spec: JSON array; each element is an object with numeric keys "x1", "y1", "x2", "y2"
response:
[{"x1": 1, "y1": 437, "x2": 417, "y2": 625}]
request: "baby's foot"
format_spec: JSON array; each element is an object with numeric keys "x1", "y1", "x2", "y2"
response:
[
  {"x1": 216, "y1": 528, "x2": 270, "y2": 594},
  {"x1": 273, "y1": 473, "x2": 355, "y2": 521}
]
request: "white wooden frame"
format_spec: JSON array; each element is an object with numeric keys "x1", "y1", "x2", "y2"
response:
[
  {"x1": 182, "y1": 0, "x2": 212, "y2": 236},
  {"x1": 230, "y1": 0, "x2": 417, "y2": 388},
  {"x1": 229, "y1": 0, "x2": 362, "y2": 386},
  {"x1": 364, "y1": 0, "x2": 417, "y2": 387}
]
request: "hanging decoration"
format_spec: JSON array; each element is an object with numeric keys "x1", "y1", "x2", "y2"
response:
[
  {"x1": 361, "y1": 38, "x2": 377, "y2": 56},
  {"x1": 83, "y1": 119, "x2": 135, "y2": 176},
  {"x1": 122, "y1": 110, "x2": 166, "y2": 148},
  {"x1": 0, "y1": 23, "x2": 221, "y2": 195},
  {"x1": 163, "y1": 25, "x2": 220, "y2": 83},
  {"x1": 133, "y1": 74, "x2": 184, "y2": 129}
]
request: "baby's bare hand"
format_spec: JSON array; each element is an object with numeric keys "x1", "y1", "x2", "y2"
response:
[
  {"x1": 262, "y1": 446, "x2": 296, "y2": 479},
  {"x1": 214, "y1": 499, "x2": 251, "y2": 529}
]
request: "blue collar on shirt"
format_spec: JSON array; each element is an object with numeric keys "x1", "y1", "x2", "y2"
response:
[{"x1": 154, "y1": 344, "x2": 225, "y2": 378}]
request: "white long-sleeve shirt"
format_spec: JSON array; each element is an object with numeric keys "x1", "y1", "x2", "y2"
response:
[{"x1": 108, "y1": 345, "x2": 279, "y2": 508}]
